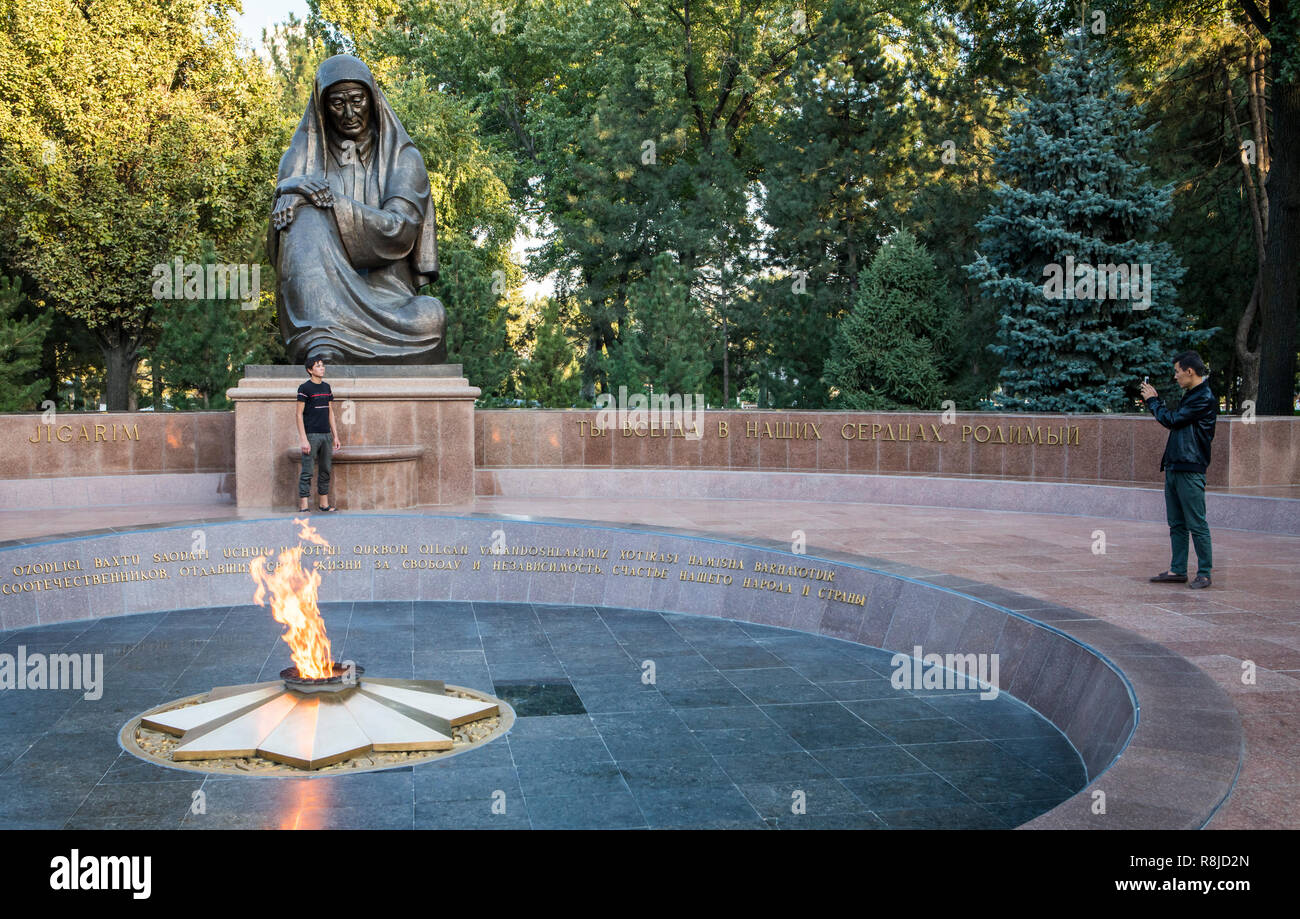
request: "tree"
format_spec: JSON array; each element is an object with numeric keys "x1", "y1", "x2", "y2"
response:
[
  {"x1": 826, "y1": 230, "x2": 955, "y2": 410},
  {"x1": 0, "y1": 0, "x2": 283, "y2": 410},
  {"x1": 439, "y1": 245, "x2": 517, "y2": 397},
  {"x1": 518, "y1": 297, "x2": 581, "y2": 407},
  {"x1": 150, "y1": 242, "x2": 279, "y2": 410},
  {"x1": 754, "y1": 0, "x2": 928, "y2": 408},
  {"x1": 1114, "y1": 0, "x2": 1299, "y2": 413},
  {"x1": 0, "y1": 275, "x2": 50, "y2": 411},
  {"x1": 1119, "y1": 19, "x2": 1268, "y2": 411},
  {"x1": 967, "y1": 38, "x2": 1210, "y2": 412},
  {"x1": 602, "y1": 252, "x2": 714, "y2": 398}
]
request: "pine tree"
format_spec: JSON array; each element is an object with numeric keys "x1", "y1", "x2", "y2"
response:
[
  {"x1": 602, "y1": 252, "x2": 713, "y2": 399},
  {"x1": 151, "y1": 242, "x2": 274, "y2": 409},
  {"x1": 439, "y1": 243, "x2": 518, "y2": 398},
  {"x1": 966, "y1": 37, "x2": 1210, "y2": 412},
  {"x1": 826, "y1": 230, "x2": 955, "y2": 410},
  {"x1": 519, "y1": 297, "x2": 581, "y2": 407},
  {"x1": 754, "y1": 0, "x2": 919, "y2": 408},
  {"x1": 0, "y1": 275, "x2": 51, "y2": 411}
]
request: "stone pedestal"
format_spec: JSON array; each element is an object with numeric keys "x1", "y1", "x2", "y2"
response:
[{"x1": 227, "y1": 365, "x2": 479, "y2": 509}]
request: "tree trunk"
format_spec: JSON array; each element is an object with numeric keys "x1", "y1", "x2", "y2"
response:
[
  {"x1": 152, "y1": 360, "x2": 162, "y2": 411},
  {"x1": 96, "y1": 321, "x2": 142, "y2": 412},
  {"x1": 40, "y1": 324, "x2": 58, "y2": 408},
  {"x1": 721, "y1": 314, "x2": 730, "y2": 407},
  {"x1": 1236, "y1": 278, "x2": 1261, "y2": 404},
  {"x1": 1225, "y1": 55, "x2": 1266, "y2": 407},
  {"x1": 1255, "y1": 15, "x2": 1300, "y2": 415}
]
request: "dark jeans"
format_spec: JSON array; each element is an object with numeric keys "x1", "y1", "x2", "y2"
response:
[
  {"x1": 299, "y1": 432, "x2": 333, "y2": 499},
  {"x1": 1165, "y1": 468, "x2": 1212, "y2": 578}
]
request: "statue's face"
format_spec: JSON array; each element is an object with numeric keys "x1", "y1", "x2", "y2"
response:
[{"x1": 325, "y1": 81, "x2": 371, "y2": 140}]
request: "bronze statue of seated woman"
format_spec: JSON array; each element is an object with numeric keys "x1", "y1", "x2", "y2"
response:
[{"x1": 268, "y1": 54, "x2": 445, "y2": 364}]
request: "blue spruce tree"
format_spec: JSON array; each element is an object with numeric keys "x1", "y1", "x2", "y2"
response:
[{"x1": 967, "y1": 37, "x2": 1211, "y2": 412}]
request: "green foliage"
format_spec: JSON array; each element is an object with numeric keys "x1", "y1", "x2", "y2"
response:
[
  {"x1": 0, "y1": 276, "x2": 51, "y2": 411},
  {"x1": 826, "y1": 231, "x2": 955, "y2": 410},
  {"x1": 753, "y1": 0, "x2": 925, "y2": 408},
  {"x1": 384, "y1": 73, "x2": 520, "y2": 273},
  {"x1": 0, "y1": 0, "x2": 1276, "y2": 414},
  {"x1": 518, "y1": 298, "x2": 581, "y2": 407},
  {"x1": 0, "y1": 0, "x2": 285, "y2": 408},
  {"x1": 601, "y1": 253, "x2": 714, "y2": 399},
  {"x1": 151, "y1": 242, "x2": 279, "y2": 410},
  {"x1": 967, "y1": 39, "x2": 1210, "y2": 412},
  {"x1": 439, "y1": 243, "x2": 517, "y2": 396}
]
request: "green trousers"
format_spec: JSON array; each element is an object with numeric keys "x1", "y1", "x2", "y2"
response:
[{"x1": 1164, "y1": 469, "x2": 1212, "y2": 578}]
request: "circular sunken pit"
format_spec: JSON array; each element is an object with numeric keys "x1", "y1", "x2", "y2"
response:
[{"x1": 0, "y1": 512, "x2": 1244, "y2": 828}]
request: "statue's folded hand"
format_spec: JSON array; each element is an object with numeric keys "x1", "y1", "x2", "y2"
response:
[
  {"x1": 271, "y1": 193, "x2": 303, "y2": 230},
  {"x1": 298, "y1": 176, "x2": 334, "y2": 208},
  {"x1": 280, "y1": 176, "x2": 334, "y2": 209}
]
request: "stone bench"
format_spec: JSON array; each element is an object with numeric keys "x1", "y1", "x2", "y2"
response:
[{"x1": 285, "y1": 444, "x2": 425, "y2": 510}]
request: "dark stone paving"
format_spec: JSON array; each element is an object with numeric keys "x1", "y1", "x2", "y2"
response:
[{"x1": 0, "y1": 602, "x2": 1086, "y2": 829}]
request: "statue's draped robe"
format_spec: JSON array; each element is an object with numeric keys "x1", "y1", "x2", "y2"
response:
[{"x1": 269, "y1": 55, "x2": 445, "y2": 364}]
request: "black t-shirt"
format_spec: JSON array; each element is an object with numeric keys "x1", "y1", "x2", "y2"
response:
[{"x1": 298, "y1": 380, "x2": 333, "y2": 434}]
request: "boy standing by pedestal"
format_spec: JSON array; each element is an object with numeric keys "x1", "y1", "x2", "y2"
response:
[{"x1": 296, "y1": 356, "x2": 341, "y2": 512}]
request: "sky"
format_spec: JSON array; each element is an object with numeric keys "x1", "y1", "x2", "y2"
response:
[{"x1": 234, "y1": 0, "x2": 310, "y2": 52}]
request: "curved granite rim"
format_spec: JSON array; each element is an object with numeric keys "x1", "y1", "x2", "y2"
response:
[{"x1": 0, "y1": 512, "x2": 1243, "y2": 829}]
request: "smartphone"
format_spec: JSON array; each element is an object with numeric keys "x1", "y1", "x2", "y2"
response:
[{"x1": 1143, "y1": 376, "x2": 1149, "y2": 384}]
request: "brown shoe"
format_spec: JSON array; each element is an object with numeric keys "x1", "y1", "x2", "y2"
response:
[
  {"x1": 1188, "y1": 576, "x2": 1212, "y2": 589},
  {"x1": 1149, "y1": 571, "x2": 1187, "y2": 583}
]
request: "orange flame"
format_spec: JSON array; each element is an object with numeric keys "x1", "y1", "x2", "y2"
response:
[{"x1": 250, "y1": 517, "x2": 334, "y2": 679}]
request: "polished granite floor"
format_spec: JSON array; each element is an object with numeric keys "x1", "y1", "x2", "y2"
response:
[{"x1": 0, "y1": 601, "x2": 1085, "y2": 829}]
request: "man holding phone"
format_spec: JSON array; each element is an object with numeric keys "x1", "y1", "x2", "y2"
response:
[
  {"x1": 296, "y1": 356, "x2": 342, "y2": 512},
  {"x1": 1138, "y1": 351, "x2": 1217, "y2": 589}
]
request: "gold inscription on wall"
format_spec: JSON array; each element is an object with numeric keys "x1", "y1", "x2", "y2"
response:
[
  {"x1": 573, "y1": 417, "x2": 1082, "y2": 448},
  {"x1": 1, "y1": 549, "x2": 170, "y2": 595},
  {"x1": 1, "y1": 540, "x2": 873, "y2": 624},
  {"x1": 28, "y1": 423, "x2": 140, "y2": 444}
]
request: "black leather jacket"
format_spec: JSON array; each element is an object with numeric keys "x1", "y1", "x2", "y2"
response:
[{"x1": 1145, "y1": 380, "x2": 1216, "y2": 473}]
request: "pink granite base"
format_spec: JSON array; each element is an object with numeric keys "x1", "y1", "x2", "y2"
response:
[{"x1": 227, "y1": 368, "x2": 478, "y2": 509}]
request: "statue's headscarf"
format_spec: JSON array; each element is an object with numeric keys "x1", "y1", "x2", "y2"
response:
[{"x1": 268, "y1": 54, "x2": 439, "y2": 286}]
